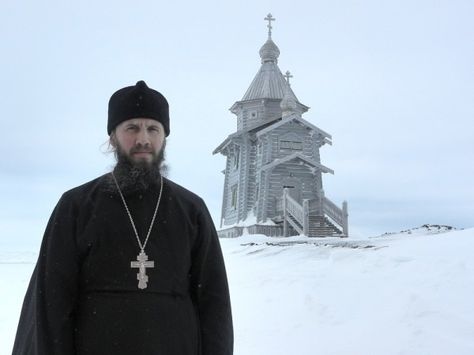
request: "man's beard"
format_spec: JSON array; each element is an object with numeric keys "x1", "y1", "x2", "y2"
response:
[{"x1": 106, "y1": 141, "x2": 167, "y2": 195}]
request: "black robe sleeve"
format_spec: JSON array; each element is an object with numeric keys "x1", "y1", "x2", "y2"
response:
[
  {"x1": 190, "y1": 199, "x2": 234, "y2": 355},
  {"x1": 12, "y1": 193, "x2": 80, "y2": 355}
]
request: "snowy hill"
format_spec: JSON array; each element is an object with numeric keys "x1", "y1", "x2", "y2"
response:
[
  {"x1": 221, "y1": 226, "x2": 474, "y2": 355},
  {"x1": 1, "y1": 226, "x2": 473, "y2": 354}
]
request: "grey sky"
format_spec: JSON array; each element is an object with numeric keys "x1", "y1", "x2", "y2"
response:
[{"x1": 1, "y1": 0, "x2": 473, "y2": 245}]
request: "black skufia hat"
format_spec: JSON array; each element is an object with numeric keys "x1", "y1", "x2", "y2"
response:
[{"x1": 107, "y1": 80, "x2": 170, "y2": 136}]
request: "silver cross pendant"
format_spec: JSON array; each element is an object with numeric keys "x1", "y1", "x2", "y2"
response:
[{"x1": 130, "y1": 251, "x2": 154, "y2": 289}]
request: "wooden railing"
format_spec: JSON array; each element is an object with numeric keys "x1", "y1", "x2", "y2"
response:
[
  {"x1": 322, "y1": 197, "x2": 344, "y2": 227},
  {"x1": 283, "y1": 189, "x2": 303, "y2": 235},
  {"x1": 286, "y1": 194, "x2": 304, "y2": 223},
  {"x1": 282, "y1": 189, "x2": 349, "y2": 237},
  {"x1": 308, "y1": 199, "x2": 322, "y2": 214}
]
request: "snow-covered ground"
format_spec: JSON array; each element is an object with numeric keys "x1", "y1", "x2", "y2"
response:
[{"x1": 2, "y1": 225, "x2": 473, "y2": 354}]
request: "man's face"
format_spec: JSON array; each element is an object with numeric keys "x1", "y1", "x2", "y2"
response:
[{"x1": 112, "y1": 118, "x2": 165, "y2": 165}]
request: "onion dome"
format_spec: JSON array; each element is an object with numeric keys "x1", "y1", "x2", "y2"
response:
[{"x1": 259, "y1": 39, "x2": 280, "y2": 64}]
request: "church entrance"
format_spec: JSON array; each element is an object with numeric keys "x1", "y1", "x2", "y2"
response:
[{"x1": 282, "y1": 177, "x2": 302, "y2": 203}]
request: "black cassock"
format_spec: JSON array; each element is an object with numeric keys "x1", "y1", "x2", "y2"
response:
[{"x1": 12, "y1": 175, "x2": 233, "y2": 355}]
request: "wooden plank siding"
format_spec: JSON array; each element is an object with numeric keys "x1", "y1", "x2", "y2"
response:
[
  {"x1": 247, "y1": 140, "x2": 258, "y2": 214},
  {"x1": 219, "y1": 150, "x2": 231, "y2": 227},
  {"x1": 238, "y1": 136, "x2": 249, "y2": 221},
  {"x1": 272, "y1": 121, "x2": 316, "y2": 161},
  {"x1": 223, "y1": 142, "x2": 241, "y2": 225},
  {"x1": 265, "y1": 163, "x2": 320, "y2": 220},
  {"x1": 236, "y1": 100, "x2": 282, "y2": 132},
  {"x1": 221, "y1": 118, "x2": 329, "y2": 227},
  {"x1": 253, "y1": 120, "x2": 326, "y2": 223}
]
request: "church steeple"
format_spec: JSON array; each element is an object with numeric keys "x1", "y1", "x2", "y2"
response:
[
  {"x1": 238, "y1": 14, "x2": 306, "y2": 106},
  {"x1": 259, "y1": 13, "x2": 280, "y2": 64}
]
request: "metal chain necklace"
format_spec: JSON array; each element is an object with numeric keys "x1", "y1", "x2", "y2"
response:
[{"x1": 111, "y1": 172, "x2": 163, "y2": 289}]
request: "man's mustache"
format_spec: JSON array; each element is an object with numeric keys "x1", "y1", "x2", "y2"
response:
[{"x1": 130, "y1": 145, "x2": 154, "y2": 154}]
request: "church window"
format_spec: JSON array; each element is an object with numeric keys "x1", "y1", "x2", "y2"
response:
[
  {"x1": 233, "y1": 146, "x2": 240, "y2": 170},
  {"x1": 280, "y1": 140, "x2": 303, "y2": 151},
  {"x1": 279, "y1": 133, "x2": 303, "y2": 151},
  {"x1": 231, "y1": 185, "x2": 238, "y2": 209}
]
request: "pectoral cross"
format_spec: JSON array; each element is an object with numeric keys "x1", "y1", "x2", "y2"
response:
[{"x1": 130, "y1": 251, "x2": 154, "y2": 289}]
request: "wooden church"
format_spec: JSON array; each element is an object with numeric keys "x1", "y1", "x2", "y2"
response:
[{"x1": 214, "y1": 14, "x2": 348, "y2": 238}]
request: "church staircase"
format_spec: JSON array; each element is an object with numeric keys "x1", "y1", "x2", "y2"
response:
[
  {"x1": 286, "y1": 214, "x2": 343, "y2": 237},
  {"x1": 283, "y1": 188, "x2": 348, "y2": 238},
  {"x1": 308, "y1": 215, "x2": 344, "y2": 237}
]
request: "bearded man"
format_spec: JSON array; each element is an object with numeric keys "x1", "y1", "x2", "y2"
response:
[{"x1": 12, "y1": 81, "x2": 233, "y2": 355}]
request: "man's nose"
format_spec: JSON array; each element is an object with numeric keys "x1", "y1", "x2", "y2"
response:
[{"x1": 136, "y1": 130, "x2": 150, "y2": 146}]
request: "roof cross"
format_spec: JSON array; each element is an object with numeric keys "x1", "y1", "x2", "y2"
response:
[
  {"x1": 284, "y1": 70, "x2": 293, "y2": 85},
  {"x1": 264, "y1": 13, "x2": 276, "y2": 38}
]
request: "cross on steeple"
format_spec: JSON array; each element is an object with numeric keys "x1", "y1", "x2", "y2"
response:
[
  {"x1": 284, "y1": 70, "x2": 293, "y2": 85},
  {"x1": 264, "y1": 13, "x2": 275, "y2": 39}
]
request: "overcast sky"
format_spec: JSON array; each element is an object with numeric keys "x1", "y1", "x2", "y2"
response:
[{"x1": 1, "y1": 0, "x2": 472, "y2": 246}]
